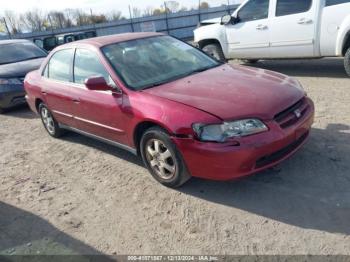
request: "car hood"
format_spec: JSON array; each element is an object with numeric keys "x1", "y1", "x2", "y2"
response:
[
  {"x1": 0, "y1": 58, "x2": 45, "y2": 78},
  {"x1": 143, "y1": 64, "x2": 305, "y2": 121},
  {"x1": 199, "y1": 17, "x2": 221, "y2": 26}
]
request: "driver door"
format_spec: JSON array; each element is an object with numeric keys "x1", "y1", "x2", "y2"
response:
[
  {"x1": 72, "y1": 48, "x2": 127, "y2": 144},
  {"x1": 226, "y1": 0, "x2": 271, "y2": 59}
]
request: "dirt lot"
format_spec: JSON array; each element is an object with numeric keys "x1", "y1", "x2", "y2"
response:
[{"x1": 1, "y1": 58, "x2": 350, "y2": 256}]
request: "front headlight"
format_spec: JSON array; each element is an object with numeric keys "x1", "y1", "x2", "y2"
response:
[
  {"x1": 0, "y1": 78, "x2": 22, "y2": 85},
  {"x1": 193, "y1": 119, "x2": 268, "y2": 142}
]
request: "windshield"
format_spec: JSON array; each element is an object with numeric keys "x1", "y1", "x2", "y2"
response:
[
  {"x1": 0, "y1": 42, "x2": 47, "y2": 65},
  {"x1": 101, "y1": 36, "x2": 220, "y2": 90}
]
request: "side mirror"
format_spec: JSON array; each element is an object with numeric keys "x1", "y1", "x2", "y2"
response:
[
  {"x1": 221, "y1": 15, "x2": 232, "y2": 25},
  {"x1": 85, "y1": 76, "x2": 112, "y2": 91},
  {"x1": 231, "y1": 14, "x2": 240, "y2": 24}
]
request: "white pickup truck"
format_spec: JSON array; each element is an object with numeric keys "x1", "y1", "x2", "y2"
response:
[{"x1": 194, "y1": 0, "x2": 350, "y2": 76}]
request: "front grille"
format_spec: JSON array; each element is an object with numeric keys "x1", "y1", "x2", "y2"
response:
[
  {"x1": 255, "y1": 131, "x2": 309, "y2": 169},
  {"x1": 274, "y1": 98, "x2": 309, "y2": 129}
]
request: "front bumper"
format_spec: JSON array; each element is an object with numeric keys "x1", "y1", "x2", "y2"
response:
[
  {"x1": 0, "y1": 84, "x2": 26, "y2": 109},
  {"x1": 172, "y1": 97, "x2": 315, "y2": 181}
]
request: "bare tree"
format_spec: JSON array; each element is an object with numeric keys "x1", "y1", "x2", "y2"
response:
[
  {"x1": 165, "y1": 1, "x2": 180, "y2": 13},
  {"x1": 107, "y1": 11, "x2": 124, "y2": 21},
  {"x1": 132, "y1": 7, "x2": 142, "y2": 18},
  {"x1": 143, "y1": 6, "x2": 154, "y2": 17},
  {"x1": 48, "y1": 11, "x2": 72, "y2": 29},
  {"x1": 20, "y1": 9, "x2": 47, "y2": 32},
  {"x1": 72, "y1": 9, "x2": 91, "y2": 26},
  {"x1": 4, "y1": 10, "x2": 22, "y2": 34}
]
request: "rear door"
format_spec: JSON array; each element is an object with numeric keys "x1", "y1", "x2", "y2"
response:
[
  {"x1": 269, "y1": 0, "x2": 317, "y2": 58},
  {"x1": 226, "y1": 0, "x2": 271, "y2": 59},
  {"x1": 71, "y1": 48, "x2": 127, "y2": 144},
  {"x1": 41, "y1": 48, "x2": 79, "y2": 128}
]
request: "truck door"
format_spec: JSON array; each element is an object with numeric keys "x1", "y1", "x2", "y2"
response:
[
  {"x1": 269, "y1": 0, "x2": 318, "y2": 58},
  {"x1": 225, "y1": 0, "x2": 271, "y2": 59}
]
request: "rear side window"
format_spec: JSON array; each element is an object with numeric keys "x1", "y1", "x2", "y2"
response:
[
  {"x1": 47, "y1": 49, "x2": 74, "y2": 82},
  {"x1": 276, "y1": 0, "x2": 312, "y2": 16},
  {"x1": 73, "y1": 49, "x2": 110, "y2": 84},
  {"x1": 326, "y1": 0, "x2": 350, "y2": 6},
  {"x1": 238, "y1": 0, "x2": 270, "y2": 23}
]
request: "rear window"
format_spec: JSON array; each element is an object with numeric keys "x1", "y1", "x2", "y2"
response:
[
  {"x1": 326, "y1": 0, "x2": 350, "y2": 6},
  {"x1": 276, "y1": 0, "x2": 312, "y2": 16},
  {"x1": 0, "y1": 42, "x2": 47, "y2": 65}
]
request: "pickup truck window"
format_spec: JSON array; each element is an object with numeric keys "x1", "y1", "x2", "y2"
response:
[
  {"x1": 238, "y1": 0, "x2": 269, "y2": 23},
  {"x1": 326, "y1": 0, "x2": 350, "y2": 6},
  {"x1": 276, "y1": 0, "x2": 312, "y2": 17}
]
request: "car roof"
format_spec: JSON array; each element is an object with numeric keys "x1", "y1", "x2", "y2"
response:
[
  {"x1": 0, "y1": 39, "x2": 31, "y2": 45},
  {"x1": 61, "y1": 32, "x2": 164, "y2": 49}
]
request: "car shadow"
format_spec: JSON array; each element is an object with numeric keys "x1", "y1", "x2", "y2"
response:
[
  {"x1": 179, "y1": 124, "x2": 350, "y2": 235},
  {"x1": 242, "y1": 58, "x2": 348, "y2": 78},
  {"x1": 0, "y1": 202, "x2": 114, "y2": 260},
  {"x1": 60, "y1": 132, "x2": 144, "y2": 168},
  {"x1": 2, "y1": 106, "x2": 38, "y2": 120}
]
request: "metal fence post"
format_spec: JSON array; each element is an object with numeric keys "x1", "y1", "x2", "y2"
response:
[
  {"x1": 198, "y1": 0, "x2": 201, "y2": 23},
  {"x1": 3, "y1": 17, "x2": 12, "y2": 39},
  {"x1": 128, "y1": 5, "x2": 135, "y2": 32},
  {"x1": 164, "y1": 2, "x2": 170, "y2": 35}
]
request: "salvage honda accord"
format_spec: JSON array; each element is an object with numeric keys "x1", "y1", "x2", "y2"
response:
[{"x1": 24, "y1": 32, "x2": 314, "y2": 187}]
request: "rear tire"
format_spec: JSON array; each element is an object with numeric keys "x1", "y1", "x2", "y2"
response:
[
  {"x1": 202, "y1": 43, "x2": 226, "y2": 62},
  {"x1": 0, "y1": 107, "x2": 4, "y2": 114},
  {"x1": 140, "y1": 127, "x2": 191, "y2": 188},
  {"x1": 39, "y1": 103, "x2": 64, "y2": 138},
  {"x1": 345, "y1": 48, "x2": 350, "y2": 77}
]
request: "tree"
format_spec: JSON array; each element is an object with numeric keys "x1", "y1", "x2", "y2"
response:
[
  {"x1": 4, "y1": 10, "x2": 22, "y2": 34},
  {"x1": 132, "y1": 7, "x2": 142, "y2": 18},
  {"x1": 20, "y1": 9, "x2": 46, "y2": 32},
  {"x1": 164, "y1": 1, "x2": 180, "y2": 13},
  {"x1": 107, "y1": 11, "x2": 124, "y2": 21},
  {"x1": 143, "y1": 6, "x2": 154, "y2": 17},
  {"x1": 200, "y1": 1, "x2": 210, "y2": 9}
]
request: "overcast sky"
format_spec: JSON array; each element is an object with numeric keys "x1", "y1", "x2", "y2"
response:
[{"x1": 1, "y1": 0, "x2": 243, "y2": 16}]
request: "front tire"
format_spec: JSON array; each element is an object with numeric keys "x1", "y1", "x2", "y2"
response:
[
  {"x1": 39, "y1": 103, "x2": 64, "y2": 138},
  {"x1": 242, "y1": 59, "x2": 259, "y2": 64},
  {"x1": 345, "y1": 48, "x2": 350, "y2": 77},
  {"x1": 140, "y1": 127, "x2": 191, "y2": 188},
  {"x1": 202, "y1": 43, "x2": 226, "y2": 62}
]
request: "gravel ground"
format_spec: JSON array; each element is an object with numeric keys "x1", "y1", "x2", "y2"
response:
[{"x1": 0, "y1": 58, "x2": 349, "y2": 256}]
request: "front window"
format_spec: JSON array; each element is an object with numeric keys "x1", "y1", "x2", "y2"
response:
[
  {"x1": 0, "y1": 42, "x2": 47, "y2": 65},
  {"x1": 101, "y1": 36, "x2": 220, "y2": 90},
  {"x1": 238, "y1": 0, "x2": 270, "y2": 23},
  {"x1": 73, "y1": 49, "x2": 110, "y2": 84},
  {"x1": 46, "y1": 49, "x2": 74, "y2": 82}
]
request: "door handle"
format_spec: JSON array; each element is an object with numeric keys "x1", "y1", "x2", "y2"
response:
[
  {"x1": 256, "y1": 24, "x2": 268, "y2": 30},
  {"x1": 297, "y1": 18, "x2": 313, "y2": 24},
  {"x1": 41, "y1": 91, "x2": 47, "y2": 96},
  {"x1": 72, "y1": 99, "x2": 80, "y2": 104}
]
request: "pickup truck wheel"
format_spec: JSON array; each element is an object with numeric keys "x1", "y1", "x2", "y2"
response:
[
  {"x1": 202, "y1": 44, "x2": 226, "y2": 62},
  {"x1": 39, "y1": 103, "x2": 64, "y2": 138},
  {"x1": 345, "y1": 48, "x2": 350, "y2": 77},
  {"x1": 140, "y1": 127, "x2": 191, "y2": 188},
  {"x1": 242, "y1": 59, "x2": 259, "y2": 64}
]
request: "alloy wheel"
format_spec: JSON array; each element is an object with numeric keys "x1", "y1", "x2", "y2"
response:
[
  {"x1": 41, "y1": 107, "x2": 55, "y2": 135},
  {"x1": 145, "y1": 139, "x2": 176, "y2": 180}
]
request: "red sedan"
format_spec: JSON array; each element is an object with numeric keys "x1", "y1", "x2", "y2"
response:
[{"x1": 24, "y1": 32, "x2": 314, "y2": 187}]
